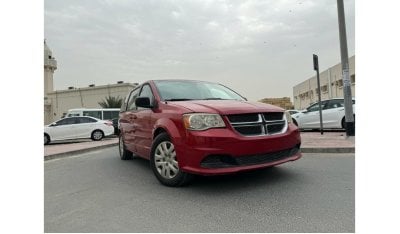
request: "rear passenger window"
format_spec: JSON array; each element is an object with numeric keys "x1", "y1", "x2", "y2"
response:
[
  {"x1": 56, "y1": 118, "x2": 77, "y2": 125},
  {"x1": 78, "y1": 117, "x2": 97, "y2": 123},
  {"x1": 325, "y1": 100, "x2": 344, "y2": 109}
]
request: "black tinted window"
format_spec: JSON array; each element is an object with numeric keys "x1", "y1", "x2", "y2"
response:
[
  {"x1": 78, "y1": 117, "x2": 97, "y2": 123},
  {"x1": 56, "y1": 118, "x2": 77, "y2": 125},
  {"x1": 307, "y1": 103, "x2": 321, "y2": 112},
  {"x1": 103, "y1": 111, "x2": 119, "y2": 120},
  {"x1": 325, "y1": 99, "x2": 344, "y2": 109}
]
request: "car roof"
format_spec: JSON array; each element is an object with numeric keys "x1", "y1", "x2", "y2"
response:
[
  {"x1": 307, "y1": 97, "x2": 355, "y2": 106},
  {"x1": 148, "y1": 79, "x2": 222, "y2": 85},
  {"x1": 60, "y1": 116, "x2": 100, "y2": 120}
]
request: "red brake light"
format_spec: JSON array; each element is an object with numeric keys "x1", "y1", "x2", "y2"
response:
[{"x1": 104, "y1": 121, "x2": 113, "y2": 126}]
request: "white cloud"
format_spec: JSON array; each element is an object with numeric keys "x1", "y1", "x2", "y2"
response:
[{"x1": 45, "y1": 0, "x2": 355, "y2": 101}]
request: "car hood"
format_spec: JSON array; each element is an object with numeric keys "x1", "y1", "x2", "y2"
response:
[{"x1": 168, "y1": 100, "x2": 284, "y2": 115}]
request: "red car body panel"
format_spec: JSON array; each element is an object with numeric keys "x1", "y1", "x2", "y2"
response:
[{"x1": 119, "y1": 80, "x2": 302, "y2": 176}]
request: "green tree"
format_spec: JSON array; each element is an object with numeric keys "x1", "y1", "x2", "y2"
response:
[{"x1": 98, "y1": 95, "x2": 123, "y2": 108}]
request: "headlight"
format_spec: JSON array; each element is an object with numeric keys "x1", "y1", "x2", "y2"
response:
[
  {"x1": 183, "y1": 113, "x2": 226, "y2": 130},
  {"x1": 284, "y1": 111, "x2": 293, "y2": 123}
]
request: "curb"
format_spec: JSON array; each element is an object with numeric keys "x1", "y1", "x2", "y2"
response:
[{"x1": 44, "y1": 143, "x2": 118, "y2": 161}]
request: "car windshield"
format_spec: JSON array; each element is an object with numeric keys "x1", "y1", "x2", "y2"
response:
[{"x1": 154, "y1": 80, "x2": 245, "y2": 101}]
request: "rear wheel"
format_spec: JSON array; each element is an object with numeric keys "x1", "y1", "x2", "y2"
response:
[
  {"x1": 341, "y1": 115, "x2": 355, "y2": 129},
  {"x1": 91, "y1": 130, "x2": 104, "y2": 141},
  {"x1": 44, "y1": 134, "x2": 50, "y2": 145},
  {"x1": 150, "y1": 133, "x2": 193, "y2": 187},
  {"x1": 119, "y1": 135, "x2": 133, "y2": 160}
]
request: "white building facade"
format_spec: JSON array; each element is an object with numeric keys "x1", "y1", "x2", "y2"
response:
[
  {"x1": 44, "y1": 41, "x2": 137, "y2": 124},
  {"x1": 293, "y1": 55, "x2": 355, "y2": 110}
]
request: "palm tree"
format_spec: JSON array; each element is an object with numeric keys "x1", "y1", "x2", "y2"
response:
[{"x1": 98, "y1": 95, "x2": 123, "y2": 108}]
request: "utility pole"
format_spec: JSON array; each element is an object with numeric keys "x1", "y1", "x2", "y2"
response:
[
  {"x1": 313, "y1": 54, "x2": 324, "y2": 135},
  {"x1": 337, "y1": 0, "x2": 355, "y2": 136}
]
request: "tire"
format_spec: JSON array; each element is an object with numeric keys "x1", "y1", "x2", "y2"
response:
[
  {"x1": 150, "y1": 132, "x2": 193, "y2": 187},
  {"x1": 44, "y1": 134, "x2": 50, "y2": 145},
  {"x1": 341, "y1": 115, "x2": 355, "y2": 129},
  {"x1": 119, "y1": 135, "x2": 133, "y2": 160},
  {"x1": 91, "y1": 130, "x2": 104, "y2": 141}
]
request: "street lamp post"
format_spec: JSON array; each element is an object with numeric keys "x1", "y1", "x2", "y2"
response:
[
  {"x1": 313, "y1": 54, "x2": 324, "y2": 135},
  {"x1": 337, "y1": 0, "x2": 355, "y2": 136}
]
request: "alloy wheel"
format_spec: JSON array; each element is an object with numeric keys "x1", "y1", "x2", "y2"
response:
[{"x1": 92, "y1": 130, "x2": 103, "y2": 140}]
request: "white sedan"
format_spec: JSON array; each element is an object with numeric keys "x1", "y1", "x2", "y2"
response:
[
  {"x1": 44, "y1": 116, "x2": 114, "y2": 145},
  {"x1": 291, "y1": 98, "x2": 355, "y2": 130}
]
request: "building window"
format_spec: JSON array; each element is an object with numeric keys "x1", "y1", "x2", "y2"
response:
[
  {"x1": 321, "y1": 85, "x2": 328, "y2": 93},
  {"x1": 351, "y1": 74, "x2": 355, "y2": 84},
  {"x1": 337, "y1": 79, "x2": 343, "y2": 88}
]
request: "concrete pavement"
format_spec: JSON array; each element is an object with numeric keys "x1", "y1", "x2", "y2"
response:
[{"x1": 44, "y1": 131, "x2": 355, "y2": 161}]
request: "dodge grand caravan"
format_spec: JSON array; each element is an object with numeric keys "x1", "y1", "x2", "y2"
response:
[{"x1": 119, "y1": 80, "x2": 302, "y2": 186}]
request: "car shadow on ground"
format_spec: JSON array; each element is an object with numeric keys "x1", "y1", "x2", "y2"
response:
[{"x1": 188, "y1": 166, "x2": 300, "y2": 191}]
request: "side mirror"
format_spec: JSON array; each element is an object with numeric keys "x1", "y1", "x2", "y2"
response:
[{"x1": 135, "y1": 97, "x2": 153, "y2": 108}]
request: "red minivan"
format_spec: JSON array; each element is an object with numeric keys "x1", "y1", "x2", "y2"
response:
[{"x1": 119, "y1": 80, "x2": 301, "y2": 186}]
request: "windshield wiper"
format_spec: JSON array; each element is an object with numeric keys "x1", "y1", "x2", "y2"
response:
[
  {"x1": 164, "y1": 98, "x2": 195, "y2": 101},
  {"x1": 202, "y1": 98, "x2": 227, "y2": 100}
]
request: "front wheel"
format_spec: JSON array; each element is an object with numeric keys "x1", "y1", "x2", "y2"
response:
[
  {"x1": 150, "y1": 133, "x2": 193, "y2": 187},
  {"x1": 91, "y1": 130, "x2": 104, "y2": 141}
]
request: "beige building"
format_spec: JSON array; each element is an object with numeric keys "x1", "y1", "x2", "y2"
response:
[
  {"x1": 293, "y1": 55, "x2": 355, "y2": 110},
  {"x1": 44, "y1": 41, "x2": 137, "y2": 124},
  {"x1": 258, "y1": 97, "x2": 294, "y2": 110}
]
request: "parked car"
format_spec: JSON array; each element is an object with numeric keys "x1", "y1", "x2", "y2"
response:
[
  {"x1": 291, "y1": 98, "x2": 355, "y2": 130},
  {"x1": 287, "y1": 109, "x2": 300, "y2": 116},
  {"x1": 44, "y1": 116, "x2": 114, "y2": 145},
  {"x1": 118, "y1": 80, "x2": 302, "y2": 186},
  {"x1": 111, "y1": 118, "x2": 120, "y2": 135}
]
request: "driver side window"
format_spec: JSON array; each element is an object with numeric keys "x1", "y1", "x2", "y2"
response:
[
  {"x1": 307, "y1": 103, "x2": 320, "y2": 112},
  {"x1": 139, "y1": 84, "x2": 154, "y2": 104},
  {"x1": 307, "y1": 101, "x2": 327, "y2": 112},
  {"x1": 126, "y1": 88, "x2": 140, "y2": 111}
]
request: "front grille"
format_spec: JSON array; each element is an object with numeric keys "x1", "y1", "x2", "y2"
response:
[
  {"x1": 267, "y1": 122, "x2": 286, "y2": 134},
  {"x1": 227, "y1": 112, "x2": 287, "y2": 136},
  {"x1": 263, "y1": 112, "x2": 284, "y2": 121},
  {"x1": 228, "y1": 114, "x2": 260, "y2": 123},
  {"x1": 201, "y1": 145, "x2": 300, "y2": 168},
  {"x1": 234, "y1": 125, "x2": 263, "y2": 135}
]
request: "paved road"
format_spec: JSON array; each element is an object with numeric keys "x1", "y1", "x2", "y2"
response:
[{"x1": 44, "y1": 147, "x2": 354, "y2": 232}]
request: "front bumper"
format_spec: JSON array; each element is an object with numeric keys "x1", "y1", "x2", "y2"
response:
[{"x1": 174, "y1": 124, "x2": 302, "y2": 175}]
